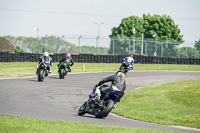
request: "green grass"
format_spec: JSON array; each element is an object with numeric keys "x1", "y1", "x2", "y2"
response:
[
  {"x1": 134, "y1": 64, "x2": 200, "y2": 71},
  {"x1": 112, "y1": 79, "x2": 200, "y2": 129},
  {"x1": 0, "y1": 62, "x2": 200, "y2": 78},
  {"x1": 0, "y1": 114, "x2": 187, "y2": 133}
]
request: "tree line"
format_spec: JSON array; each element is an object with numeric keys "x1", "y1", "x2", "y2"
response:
[{"x1": 1, "y1": 36, "x2": 109, "y2": 54}]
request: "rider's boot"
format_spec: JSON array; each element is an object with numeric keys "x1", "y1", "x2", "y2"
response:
[
  {"x1": 36, "y1": 69, "x2": 39, "y2": 74},
  {"x1": 49, "y1": 67, "x2": 52, "y2": 73},
  {"x1": 113, "y1": 103, "x2": 116, "y2": 109}
]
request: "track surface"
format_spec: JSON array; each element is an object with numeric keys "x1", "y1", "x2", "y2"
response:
[{"x1": 0, "y1": 71, "x2": 200, "y2": 132}]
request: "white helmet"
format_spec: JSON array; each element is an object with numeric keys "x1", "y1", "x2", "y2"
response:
[
  {"x1": 116, "y1": 70, "x2": 125, "y2": 78},
  {"x1": 43, "y1": 52, "x2": 49, "y2": 56}
]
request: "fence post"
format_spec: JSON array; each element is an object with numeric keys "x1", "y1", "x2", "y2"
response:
[
  {"x1": 96, "y1": 36, "x2": 99, "y2": 54},
  {"x1": 161, "y1": 43, "x2": 163, "y2": 57},
  {"x1": 145, "y1": 41, "x2": 147, "y2": 55},
  {"x1": 141, "y1": 34, "x2": 144, "y2": 55},
  {"x1": 129, "y1": 39, "x2": 130, "y2": 54},
  {"x1": 133, "y1": 37, "x2": 135, "y2": 54},
  {"x1": 113, "y1": 39, "x2": 115, "y2": 55},
  {"x1": 79, "y1": 35, "x2": 82, "y2": 53}
]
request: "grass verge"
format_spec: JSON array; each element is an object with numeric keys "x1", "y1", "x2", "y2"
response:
[
  {"x1": 112, "y1": 79, "x2": 200, "y2": 129},
  {"x1": 0, "y1": 62, "x2": 200, "y2": 78},
  {"x1": 0, "y1": 114, "x2": 187, "y2": 133}
]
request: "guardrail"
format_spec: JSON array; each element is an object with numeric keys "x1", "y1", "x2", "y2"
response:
[{"x1": 0, "y1": 52, "x2": 199, "y2": 64}]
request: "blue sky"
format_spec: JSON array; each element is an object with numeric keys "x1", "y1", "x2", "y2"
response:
[{"x1": 0, "y1": 0, "x2": 199, "y2": 44}]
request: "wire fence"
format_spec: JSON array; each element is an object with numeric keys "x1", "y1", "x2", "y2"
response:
[
  {"x1": 59, "y1": 35, "x2": 200, "y2": 59},
  {"x1": 5, "y1": 35, "x2": 200, "y2": 59}
]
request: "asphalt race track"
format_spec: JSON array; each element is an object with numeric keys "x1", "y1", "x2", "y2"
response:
[{"x1": 0, "y1": 71, "x2": 200, "y2": 132}]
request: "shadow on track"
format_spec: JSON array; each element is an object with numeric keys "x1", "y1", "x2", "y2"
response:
[
  {"x1": 28, "y1": 79, "x2": 38, "y2": 82},
  {"x1": 74, "y1": 114, "x2": 106, "y2": 119}
]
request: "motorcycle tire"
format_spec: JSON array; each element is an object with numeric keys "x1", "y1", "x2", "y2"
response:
[
  {"x1": 78, "y1": 102, "x2": 87, "y2": 116},
  {"x1": 60, "y1": 69, "x2": 64, "y2": 79},
  {"x1": 95, "y1": 99, "x2": 114, "y2": 118},
  {"x1": 59, "y1": 69, "x2": 62, "y2": 79},
  {"x1": 38, "y1": 69, "x2": 44, "y2": 82}
]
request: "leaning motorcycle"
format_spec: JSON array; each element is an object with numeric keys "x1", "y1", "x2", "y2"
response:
[
  {"x1": 37, "y1": 62, "x2": 49, "y2": 82},
  {"x1": 78, "y1": 85, "x2": 124, "y2": 118},
  {"x1": 58, "y1": 62, "x2": 68, "y2": 79}
]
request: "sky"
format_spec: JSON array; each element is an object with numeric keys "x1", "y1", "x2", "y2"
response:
[{"x1": 0, "y1": 0, "x2": 200, "y2": 44}]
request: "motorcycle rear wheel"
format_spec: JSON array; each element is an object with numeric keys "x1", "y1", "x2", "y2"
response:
[
  {"x1": 59, "y1": 69, "x2": 65, "y2": 79},
  {"x1": 95, "y1": 99, "x2": 114, "y2": 118}
]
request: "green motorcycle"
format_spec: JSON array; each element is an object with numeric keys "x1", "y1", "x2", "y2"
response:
[{"x1": 58, "y1": 62, "x2": 68, "y2": 79}]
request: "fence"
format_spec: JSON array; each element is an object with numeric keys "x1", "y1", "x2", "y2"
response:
[
  {"x1": 0, "y1": 52, "x2": 199, "y2": 65},
  {"x1": 4, "y1": 35, "x2": 200, "y2": 59}
]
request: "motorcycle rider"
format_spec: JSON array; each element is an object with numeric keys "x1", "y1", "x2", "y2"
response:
[
  {"x1": 92, "y1": 70, "x2": 126, "y2": 104},
  {"x1": 36, "y1": 52, "x2": 53, "y2": 74},
  {"x1": 58, "y1": 53, "x2": 74, "y2": 72},
  {"x1": 119, "y1": 56, "x2": 134, "y2": 72}
]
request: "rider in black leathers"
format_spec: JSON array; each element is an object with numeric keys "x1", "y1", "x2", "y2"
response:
[
  {"x1": 93, "y1": 71, "x2": 126, "y2": 101},
  {"x1": 36, "y1": 52, "x2": 53, "y2": 74},
  {"x1": 58, "y1": 53, "x2": 74, "y2": 72}
]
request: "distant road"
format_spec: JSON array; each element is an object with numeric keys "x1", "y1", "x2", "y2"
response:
[{"x1": 0, "y1": 71, "x2": 200, "y2": 132}]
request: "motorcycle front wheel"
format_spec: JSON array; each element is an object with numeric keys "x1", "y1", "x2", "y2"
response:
[
  {"x1": 38, "y1": 69, "x2": 44, "y2": 82},
  {"x1": 95, "y1": 99, "x2": 114, "y2": 118},
  {"x1": 78, "y1": 102, "x2": 87, "y2": 116}
]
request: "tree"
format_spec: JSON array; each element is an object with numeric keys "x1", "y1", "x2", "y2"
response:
[
  {"x1": 109, "y1": 14, "x2": 184, "y2": 55},
  {"x1": 109, "y1": 16, "x2": 143, "y2": 54},
  {"x1": 0, "y1": 37, "x2": 14, "y2": 52},
  {"x1": 4, "y1": 35, "x2": 109, "y2": 54},
  {"x1": 194, "y1": 39, "x2": 200, "y2": 58},
  {"x1": 194, "y1": 39, "x2": 200, "y2": 51},
  {"x1": 14, "y1": 46, "x2": 24, "y2": 53},
  {"x1": 45, "y1": 36, "x2": 77, "y2": 53},
  {"x1": 178, "y1": 47, "x2": 198, "y2": 58},
  {"x1": 143, "y1": 14, "x2": 183, "y2": 41}
]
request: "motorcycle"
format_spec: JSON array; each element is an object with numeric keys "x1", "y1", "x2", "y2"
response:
[
  {"x1": 37, "y1": 62, "x2": 49, "y2": 82},
  {"x1": 58, "y1": 62, "x2": 68, "y2": 79},
  {"x1": 78, "y1": 85, "x2": 124, "y2": 118}
]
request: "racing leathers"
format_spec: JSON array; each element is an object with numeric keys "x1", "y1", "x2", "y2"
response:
[
  {"x1": 58, "y1": 56, "x2": 74, "y2": 72},
  {"x1": 36, "y1": 55, "x2": 53, "y2": 74},
  {"x1": 94, "y1": 75, "x2": 126, "y2": 100}
]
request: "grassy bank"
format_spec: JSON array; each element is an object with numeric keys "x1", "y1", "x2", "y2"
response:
[
  {"x1": 0, "y1": 114, "x2": 187, "y2": 133},
  {"x1": 0, "y1": 62, "x2": 200, "y2": 78},
  {"x1": 112, "y1": 79, "x2": 200, "y2": 129}
]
